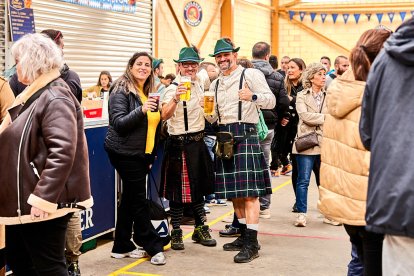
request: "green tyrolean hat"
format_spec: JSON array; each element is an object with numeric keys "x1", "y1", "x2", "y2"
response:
[
  {"x1": 152, "y1": 58, "x2": 163, "y2": 69},
  {"x1": 173, "y1": 47, "x2": 204, "y2": 63},
  {"x1": 209, "y1": 38, "x2": 240, "y2": 57}
]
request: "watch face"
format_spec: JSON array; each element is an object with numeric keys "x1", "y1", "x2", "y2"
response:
[{"x1": 252, "y1": 94, "x2": 258, "y2": 101}]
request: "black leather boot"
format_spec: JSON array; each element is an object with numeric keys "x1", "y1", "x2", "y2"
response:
[
  {"x1": 233, "y1": 229, "x2": 259, "y2": 263},
  {"x1": 223, "y1": 224, "x2": 246, "y2": 251}
]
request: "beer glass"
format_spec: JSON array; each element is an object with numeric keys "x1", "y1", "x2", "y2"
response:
[
  {"x1": 148, "y1": 92, "x2": 160, "y2": 112},
  {"x1": 180, "y1": 76, "x2": 191, "y2": 101},
  {"x1": 204, "y1": 91, "x2": 215, "y2": 115}
]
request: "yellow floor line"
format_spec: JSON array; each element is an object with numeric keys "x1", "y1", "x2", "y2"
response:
[
  {"x1": 114, "y1": 272, "x2": 162, "y2": 276},
  {"x1": 109, "y1": 179, "x2": 292, "y2": 276}
]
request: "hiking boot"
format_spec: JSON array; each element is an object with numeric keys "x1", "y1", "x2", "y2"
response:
[
  {"x1": 219, "y1": 225, "x2": 241, "y2": 237},
  {"x1": 294, "y1": 213, "x2": 307, "y2": 227},
  {"x1": 234, "y1": 229, "x2": 259, "y2": 263},
  {"x1": 171, "y1": 229, "x2": 184, "y2": 250},
  {"x1": 192, "y1": 225, "x2": 216, "y2": 246},
  {"x1": 281, "y1": 164, "x2": 293, "y2": 175},
  {"x1": 67, "y1": 261, "x2": 81, "y2": 276},
  {"x1": 223, "y1": 236, "x2": 244, "y2": 251}
]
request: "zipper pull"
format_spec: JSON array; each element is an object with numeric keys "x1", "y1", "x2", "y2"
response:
[{"x1": 30, "y1": 162, "x2": 40, "y2": 179}]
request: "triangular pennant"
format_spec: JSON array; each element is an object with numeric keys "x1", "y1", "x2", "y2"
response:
[
  {"x1": 332, "y1": 13, "x2": 338, "y2": 23},
  {"x1": 400, "y1": 11, "x2": 406, "y2": 21},
  {"x1": 321, "y1": 13, "x2": 328, "y2": 23},
  {"x1": 310, "y1": 12, "x2": 317, "y2": 22},
  {"x1": 299, "y1": 11, "x2": 306, "y2": 22},
  {"x1": 366, "y1": 13, "x2": 372, "y2": 21},
  {"x1": 354, "y1": 13, "x2": 361, "y2": 24},
  {"x1": 388, "y1": 12, "x2": 395, "y2": 23},
  {"x1": 343, "y1": 14, "x2": 350, "y2": 24},
  {"x1": 376, "y1": 13, "x2": 383, "y2": 23},
  {"x1": 289, "y1": 11, "x2": 295, "y2": 20}
]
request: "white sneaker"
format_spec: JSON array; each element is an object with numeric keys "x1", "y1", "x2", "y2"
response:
[
  {"x1": 259, "y1": 209, "x2": 271, "y2": 219},
  {"x1": 294, "y1": 213, "x2": 307, "y2": 227},
  {"x1": 110, "y1": 248, "x2": 148, "y2": 259},
  {"x1": 323, "y1": 217, "x2": 342, "y2": 226},
  {"x1": 150, "y1": 252, "x2": 167, "y2": 265}
]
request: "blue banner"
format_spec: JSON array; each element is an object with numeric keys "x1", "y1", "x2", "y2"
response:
[
  {"x1": 310, "y1": 12, "x2": 316, "y2": 22},
  {"x1": 354, "y1": 13, "x2": 361, "y2": 24},
  {"x1": 8, "y1": 0, "x2": 35, "y2": 42},
  {"x1": 376, "y1": 13, "x2": 383, "y2": 23},
  {"x1": 299, "y1": 11, "x2": 306, "y2": 21},
  {"x1": 58, "y1": 0, "x2": 136, "y2": 13},
  {"x1": 288, "y1": 10, "x2": 295, "y2": 20},
  {"x1": 400, "y1": 11, "x2": 406, "y2": 21},
  {"x1": 332, "y1": 13, "x2": 338, "y2": 24},
  {"x1": 366, "y1": 13, "x2": 372, "y2": 21},
  {"x1": 343, "y1": 13, "x2": 349, "y2": 24},
  {"x1": 387, "y1": 12, "x2": 394, "y2": 23},
  {"x1": 321, "y1": 13, "x2": 327, "y2": 23}
]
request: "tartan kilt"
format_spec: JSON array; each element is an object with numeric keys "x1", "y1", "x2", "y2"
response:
[{"x1": 215, "y1": 123, "x2": 272, "y2": 199}]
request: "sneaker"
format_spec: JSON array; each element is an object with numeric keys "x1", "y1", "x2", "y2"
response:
[
  {"x1": 110, "y1": 248, "x2": 148, "y2": 259},
  {"x1": 259, "y1": 209, "x2": 271, "y2": 219},
  {"x1": 206, "y1": 199, "x2": 228, "y2": 206},
  {"x1": 150, "y1": 252, "x2": 166, "y2": 265},
  {"x1": 271, "y1": 169, "x2": 280, "y2": 177},
  {"x1": 192, "y1": 225, "x2": 217, "y2": 246},
  {"x1": 67, "y1": 261, "x2": 81, "y2": 276},
  {"x1": 219, "y1": 225, "x2": 241, "y2": 237},
  {"x1": 294, "y1": 213, "x2": 307, "y2": 227},
  {"x1": 281, "y1": 164, "x2": 293, "y2": 175},
  {"x1": 323, "y1": 217, "x2": 343, "y2": 226}
]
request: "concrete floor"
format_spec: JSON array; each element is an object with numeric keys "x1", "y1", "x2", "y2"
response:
[{"x1": 80, "y1": 175, "x2": 350, "y2": 276}]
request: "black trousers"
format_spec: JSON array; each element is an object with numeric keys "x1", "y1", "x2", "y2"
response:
[
  {"x1": 344, "y1": 225, "x2": 384, "y2": 276},
  {"x1": 108, "y1": 152, "x2": 164, "y2": 257},
  {"x1": 6, "y1": 214, "x2": 71, "y2": 276},
  {"x1": 291, "y1": 154, "x2": 320, "y2": 195}
]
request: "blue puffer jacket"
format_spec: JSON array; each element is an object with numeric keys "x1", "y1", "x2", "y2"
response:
[{"x1": 360, "y1": 18, "x2": 414, "y2": 238}]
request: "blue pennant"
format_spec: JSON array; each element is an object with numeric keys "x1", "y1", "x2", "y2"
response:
[
  {"x1": 289, "y1": 11, "x2": 295, "y2": 20},
  {"x1": 310, "y1": 12, "x2": 317, "y2": 22},
  {"x1": 332, "y1": 13, "x2": 338, "y2": 23},
  {"x1": 321, "y1": 13, "x2": 327, "y2": 23},
  {"x1": 388, "y1": 12, "x2": 395, "y2": 23},
  {"x1": 400, "y1": 11, "x2": 406, "y2": 21},
  {"x1": 376, "y1": 13, "x2": 383, "y2": 23},
  {"x1": 366, "y1": 13, "x2": 372, "y2": 21},
  {"x1": 299, "y1": 11, "x2": 306, "y2": 21},
  {"x1": 343, "y1": 13, "x2": 350, "y2": 24},
  {"x1": 354, "y1": 13, "x2": 361, "y2": 24}
]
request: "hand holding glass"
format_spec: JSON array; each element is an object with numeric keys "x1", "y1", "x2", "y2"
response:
[
  {"x1": 180, "y1": 76, "x2": 191, "y2": 101},
  {"x1": 148, "y1": 92, "x2": 160, "y2": 112},
  {"x1": 203, "y1": 91, "x2": 215, "y2": 115}
]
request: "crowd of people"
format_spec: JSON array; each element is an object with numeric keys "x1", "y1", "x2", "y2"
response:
[{"x1": 0, "y1": 18, "x2": 413, "y2": 275}]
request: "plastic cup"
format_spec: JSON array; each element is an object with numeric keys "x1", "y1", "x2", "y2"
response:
[{"x1": 148, "y1": 92, "x2": 160, "y2": 112}]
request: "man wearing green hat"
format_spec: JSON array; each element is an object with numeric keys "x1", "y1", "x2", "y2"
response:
[
  {"x1": 160, "y1": 46, "x2": 216, "y2": 252},
  {"x1": 207, "y1": 38, "x2": 276, "y2": 263}
]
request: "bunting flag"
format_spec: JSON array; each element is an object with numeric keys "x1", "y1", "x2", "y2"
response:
[
  {"x1": 288, "y1": 11, "x2": 295, "y2": 20},
  {"x1": 388, "y1": 12, "x2": 394, "y2": 22},
  {"x1": 321, "y1": 13, "x2": 327, "y2": 23},
  {"x1": 310, "y1": 12, "x2": 317, "y2": 22},
  {"x1": 366, "y1": 13, "x2": 372, "y2": 21},
  {"x1": 332, "y1": 13, "x2": 338, "y2": 23},
  {"x1": 400, "y1": 11, "x2": 406, "y2": 21},
  {"x1": 354, "y1": 13, "x2": 361, "y2": 24},
  {"x1": 376, "y1": 13, "x2": 383, "y2": 23},
  {"x1": 299, "y1": 11, "x2": 306, "y2": 21},
  {"x1": 343, "y1": 13, "x2": 350, "y2": 24}
]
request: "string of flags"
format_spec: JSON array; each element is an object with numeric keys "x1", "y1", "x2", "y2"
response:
[{"x1": 288, "y1": 11, "x2": 414, "y2": 24}]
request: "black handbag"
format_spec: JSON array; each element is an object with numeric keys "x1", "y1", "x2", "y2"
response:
[{"x1": 215, "y1": 131, "x2": 235, "y2": 160}]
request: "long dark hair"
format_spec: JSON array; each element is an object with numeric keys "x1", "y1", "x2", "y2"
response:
[
  {"x1": 97, "y1": 71, "x2": 112, "y2": 87},
  {"x1": 112, "y1": 52, "x2": 154, "y2": 97},
  {"x1": 285, "y1": 58, "x2": 306, "y2": 96},
  {"x1": 350, "y1": 29, "x2": 391, "y2": 81}
]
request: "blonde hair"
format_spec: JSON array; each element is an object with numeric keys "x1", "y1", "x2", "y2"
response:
[
  {"x1": 302, "y1": 63, "x2": 326, "y2": 89},
  {"x1": 11, "y1": 33, "x2": 63, "y2": 83}
]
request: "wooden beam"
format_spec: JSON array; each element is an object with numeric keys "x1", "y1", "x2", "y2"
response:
[
  {"x1": 280, "y1": 12, "x2": 350, "y2": 54},
  {"x1": 237, "y1": 0, "x2": 275, "y2": 11},
  {"x1": 197, "y1": 0, "x2": 226, "y2": 49},
  {"x1": 165, "y1": 0, "x2": 190, "y2": 46},
  {"x1": 271, "y1": 0, "x2": 279, "y2": 57},
  {"x1": 221, "y1": 0, "x2": 234, "y2": 39},
  {"x1": 280, "y1": 0, "x2": 301, "y2": 9}
]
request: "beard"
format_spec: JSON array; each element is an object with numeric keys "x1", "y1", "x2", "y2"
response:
[
  {"x1": 219, "y1": 60, "x2": 232, "y2": 72},
  {"x1": 337, "y1": 68, "x2": 346, "y2": 76}
]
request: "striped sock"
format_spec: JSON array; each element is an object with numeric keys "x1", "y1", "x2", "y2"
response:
[{"x1": 170, "y1": 203, "x2": 184, "y2": 230}]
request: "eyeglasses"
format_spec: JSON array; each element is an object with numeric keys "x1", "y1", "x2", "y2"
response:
[{"x1": 181, "y1": 63, "x2": 199, "y2": 69}]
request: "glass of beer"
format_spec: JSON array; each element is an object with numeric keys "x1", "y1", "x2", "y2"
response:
[
  {"x1": 148, "y1": 92, "x2": 160, "y2": 112},
  {"x1": 180, "y1": 76, "x2": 191, "y2": 101},
  {"x1": 204, "y1": 91, "x2": 215, "y2": 115}
]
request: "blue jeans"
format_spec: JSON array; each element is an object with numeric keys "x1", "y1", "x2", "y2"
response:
[
  {"x1": 259, "y1": 130, "x2": 274, "y2": 210},
  {"x1": 295, "y1": 154, "x2": 321, "y2": 213},
  {"x1": 348, "y1": 244, "x2": 364, "y2": 276}
]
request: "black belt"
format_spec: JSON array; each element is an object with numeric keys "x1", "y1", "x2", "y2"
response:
[
  {"x1": 169, "y1": 131, "x2": 205, "y2": 143},
  {"x1": 58, "y1": 202, "x2": 86, "y2": 210}
]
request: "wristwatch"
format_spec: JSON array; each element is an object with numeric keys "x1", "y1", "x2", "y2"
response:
[
  {"x1": 173, "y1": 98, "x2": 180, "y2": 104},
  {"x1": 252, "y1": 94, "x2": 258, "y2": 102}
]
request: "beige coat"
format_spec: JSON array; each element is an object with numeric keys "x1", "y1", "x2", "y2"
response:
[
  {"x1": 292, "y1": 88, "x2": 327, "y2": 155},
  {"x1": 318, "y1": 69, "x2": 369, "y2": 226},
  {"x1": 0, "y1": 77, "x2": 15, "y2": 123}
]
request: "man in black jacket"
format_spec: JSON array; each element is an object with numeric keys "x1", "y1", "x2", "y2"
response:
[
  {"x1": 359, "y1": 18, "x2": 414, "y2": 275},
  {"x1": 251, "y1": 42, "x2": 290, "y2": 219}
]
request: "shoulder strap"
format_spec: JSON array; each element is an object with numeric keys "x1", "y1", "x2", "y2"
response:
[
  {"x1": 238, "y1": 69, "x2": 246, "y2": 122},
  {"x1": 183, "y1": 101, "x2": 188, "y2": 132},
  {"x1": 214, "y1": 80, "x2": 221, "y2": 123},
  {"x1": 19, "y1": 80, "x2": 62, "y2": 116}
]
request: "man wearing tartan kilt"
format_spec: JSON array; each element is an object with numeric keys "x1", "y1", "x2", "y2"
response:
[
  {"x1": 161, "y1": 46, "x2": 216, "y2": 251},
  {"x1": 207, "y1": 38, "x2": 276, "y2": 263}
]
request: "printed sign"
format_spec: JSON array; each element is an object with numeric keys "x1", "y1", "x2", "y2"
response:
[
  {"x1": 58, "y1": 0, "x2": 137, "y2": 14},
  {"x1": 8, "y1": 0, "x2": 35, "y2": 42},
  {"x1": 184, "y1": 1, "x2": 202, "y2": 27}
]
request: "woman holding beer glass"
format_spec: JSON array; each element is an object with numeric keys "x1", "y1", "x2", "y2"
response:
[
  {"x1": 161, "y1": 46, "x2": 216, "y2": 251},
  {"x1": 104, "y1": 52, "x2": 166, "y2": 265}
]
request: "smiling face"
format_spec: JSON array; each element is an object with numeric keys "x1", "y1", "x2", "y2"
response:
[
  {"x1": 130, "y1": 55, "x2": 152, "y2": 84},
  {"x1": 215, "y1": 51, "x2": 238, "y2": 74},
  {"x1": 311, "y1": 69, "x2": 327, "y2": 90},
  {"x1": 287, "y1": 61, "x2": 302, "y2": 81},
  {"x1": 178, "y1": 62, "x2": 199, "y2": 80}
]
